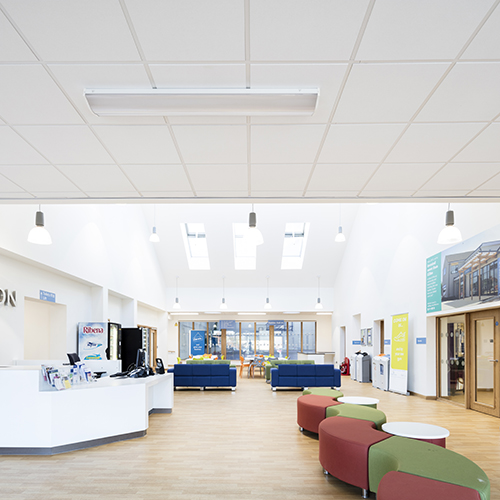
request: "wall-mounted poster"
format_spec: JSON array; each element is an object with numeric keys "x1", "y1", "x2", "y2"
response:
[
  {"x1": 361, "y1": 328, "x2": 366, "y2": 346},
  {"x1": 390, "y1": 313, "x2": 409, "y2": 395},
  {"x1": 77, "y1": 322, "x2": 107, "y2": 360},
  {"x1": 426, "y1": 224, "x2": 500, "y2": 313},
  {"x1": 367, "y1": 328, "x2": 373, "y2": 346}
]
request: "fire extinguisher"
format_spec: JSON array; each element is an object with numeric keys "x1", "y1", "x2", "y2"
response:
[{"x1": 340, "y1": 357, "x2": 350, "y2": 376}]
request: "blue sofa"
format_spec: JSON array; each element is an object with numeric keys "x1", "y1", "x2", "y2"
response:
[
  {"x1": 168, "y1": 363, "x2": 237, "y2": 390},
  {"x1": 270, "y1": 364, "x2": 341, "y2": 391}
]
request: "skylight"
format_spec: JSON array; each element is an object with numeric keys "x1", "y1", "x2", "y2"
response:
[
  {"x1": 281, "y1": 223, "x2": 309, "y2": 270},
  {"x1": 181, "y1": 223, "x2": 210, "y2": 270},
  {"x1": 233, "y1": 223, "x2": 256, "y2": 270}
]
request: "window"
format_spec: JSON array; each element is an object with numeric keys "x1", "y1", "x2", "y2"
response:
[
  {"x1": 241, "y1": 322, "x2": 254, "y2": 357},
  {"x1": 233, "y1": 223, "x2": 256, "y2": 270},
  {"x1": 281, "y1": 223, "x2": 309, "y2": 270},
  {"x1": 181, "y1": 223, "x2": 210, "y2": 270},
  {"x1": 303, "y1": 322, "x2": 316, "y2": 353}
]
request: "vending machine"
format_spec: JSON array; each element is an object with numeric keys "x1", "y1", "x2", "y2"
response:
[
  {"x1": 121, "y1": 327, "x2": 146, "y2": 372},
  {"x1": 77, "y1": 322, "x2": 108, "y2": 360},
  {"x1": 107, "y1": 322, "x2": 122, "y2": 360}
]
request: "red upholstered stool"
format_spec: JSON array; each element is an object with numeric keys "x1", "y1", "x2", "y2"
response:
[
  {"x1": 319, "y1": 416, "x2": 391, "y2": 497},
  {"x1": 377, "y1": 471, "x2": 481, "y2": 500},
  {"x1": 297, "y1": 394, "x2": 341, "y2": 433}
]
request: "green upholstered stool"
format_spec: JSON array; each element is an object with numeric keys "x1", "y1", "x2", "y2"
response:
[
  {"x1": 325, "y1": 403, "x2": 387, "y2": 430},
  {"x1": 302, "y1": 388, "x2": 344, "y2": 399},
  {"x1": 368, "y1": 436, "x2": 490, "y2": 500}
]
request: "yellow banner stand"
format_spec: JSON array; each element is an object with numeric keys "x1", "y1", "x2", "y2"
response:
[{"x1": 389, "y1": 313, "x2": 409, "y2": 395}]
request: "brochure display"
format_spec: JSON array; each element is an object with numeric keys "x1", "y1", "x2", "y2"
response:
[
  {"x1": 78, "y1": 322, "x2": 107, "y2": 360},
  {"x1": 389, "y1": 313, "x2": 409, "y2": 395}
]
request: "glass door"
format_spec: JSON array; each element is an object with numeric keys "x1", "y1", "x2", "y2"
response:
[{"x1": 469, "y1": 309, "x2": 500, "y2": 417}]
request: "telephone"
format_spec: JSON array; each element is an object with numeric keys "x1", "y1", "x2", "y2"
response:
[
  {"x1": 156, "y1": 358, "x2": 165, "y2": 374},
  {"x1": 128, "y1": 367, "x2": 148, "y2": 378}
]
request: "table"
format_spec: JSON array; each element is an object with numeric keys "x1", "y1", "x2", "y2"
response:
[
  {"x1": 382, "y1": 421, "x2": 449, "y2": 448},
  {"x1": 337, "y1": 396, "x2": 379, "y2": 408}
]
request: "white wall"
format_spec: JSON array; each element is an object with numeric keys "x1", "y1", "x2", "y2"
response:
[
  {"x1": 0, "y1": 204, "x2": 168, "y2": 365},
  {"x1": 332, "y1": 202, "x2": 500, "y2": 396}
]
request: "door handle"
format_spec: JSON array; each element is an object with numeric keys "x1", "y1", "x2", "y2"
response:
[{"x1": 488, "y1": 359, "x2": 499, "y2": 363}]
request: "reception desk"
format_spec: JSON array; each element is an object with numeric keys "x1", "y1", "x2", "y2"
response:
[{"x1": 0, "y1": 366, "x2": 173, "y2": 455}]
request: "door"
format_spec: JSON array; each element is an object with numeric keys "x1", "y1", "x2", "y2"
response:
[{"x1": 469, "y1": 309, "x2": 500, "y2": 417}]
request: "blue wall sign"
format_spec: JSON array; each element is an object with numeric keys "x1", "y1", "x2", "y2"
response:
[
  {"x1": 416, "y1": 337, "x2": 426, "y2": 345},
  {"x1": 190, "y1": 330, "x2": 205, "y2": 356},
  {"x1": 352, "y1": 340, "x2": 361, "y2": 345},
  {"x1": 384, "y1": 339, "x2": 391, "y2": 345},
  {"x1": 40, "y1": 290, "x2": 56, "y2": 303}
]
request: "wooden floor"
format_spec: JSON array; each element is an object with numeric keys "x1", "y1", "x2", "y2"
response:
[{"x1": 1, "y1": 375, "x2": 499, "y2": 499}]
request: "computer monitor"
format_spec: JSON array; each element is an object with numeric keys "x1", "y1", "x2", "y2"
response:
[
  {"x1": 135, "y1": 348, "x2": 146, "y2": 368},
  {"x1": 67, "y1": 353, "x2": 80, "y2": 365}
]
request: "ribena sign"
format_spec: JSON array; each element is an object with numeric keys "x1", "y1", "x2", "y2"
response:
[{"x1": 82, "y1": 326, "x2": 104, "y2": 334}]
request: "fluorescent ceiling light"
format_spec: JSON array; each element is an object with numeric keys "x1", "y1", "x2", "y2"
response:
[
  {"x1": 204, "y1": 312, "x2": 222, "y2": 315},
  {"x1": 85, "y1": 88, "x2": 319, "y2": 117},
  {"x1": 283, "y1": 312, "x2": 301, "y2": 315},
  {"x1": 317, "y1": 312, "x2": 333, "y2": 315},
  {"x1": 237, "y1": 312, "x2": 267, "y2": 316}
]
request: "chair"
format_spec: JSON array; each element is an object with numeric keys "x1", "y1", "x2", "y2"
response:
[
  {"x1": 252, "y1": 355, "x2": 265, "y2": 377},
  {"x1": 239, "y1": 356, "x2": 250, "y2": 378}
]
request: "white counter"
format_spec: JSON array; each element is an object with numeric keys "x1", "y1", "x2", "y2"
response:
[
  {"x1": 0, "y1": 366, "x2": 173, "y2": 455},
  {"x1": 297, "y1": 352, "x2": 335, "y2": 364}
]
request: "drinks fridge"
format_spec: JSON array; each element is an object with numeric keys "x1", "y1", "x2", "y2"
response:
[{"x1": 107, "y1": 322, "x2": 122, "y2": 360}]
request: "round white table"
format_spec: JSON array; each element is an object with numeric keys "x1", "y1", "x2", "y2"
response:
[
  {"x1": 337, "y1": 396, "x2": 379, "y2": 408},
  {"x1": 382, "y1": 421, "x2": 449, "y2": 448}
]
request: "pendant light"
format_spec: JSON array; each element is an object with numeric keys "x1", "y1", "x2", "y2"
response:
[
  {"x1": 315, "y1": 275, "x2": 323, "y2": 310},
  {"x1": 220, "y1": 276, "x2": 228, "y2": 310},
  {"x1": 437, "y1": 204, "x2": 462, "y2": 245},
  {"x1": 246, "y1": 204, "x2": 264, "y2": 246},
  {"x1": 172, "y1": 276, "x2": 181, "y2": 310},
  {"x1": 335, "y1": 204, "x2": 346, "y2": 243},
  {"x1": 27, "y1": 205, "x2": 52, "y2": 245},
  {"x1": 264, "y1": 276, "x2": 272, "y2": 310},
  {"x1": 149, "y1": 205, "x2": 160, "y2": 242}
]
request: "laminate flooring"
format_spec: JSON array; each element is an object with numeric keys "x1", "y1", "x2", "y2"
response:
[{"x1": 1, "y1": 375, "x2": 499, "y2": 499}]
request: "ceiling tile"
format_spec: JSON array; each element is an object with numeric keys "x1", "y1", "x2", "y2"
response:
[
  {"x1": 195, "y1": 190, "x2": 249, "y2": 198},
  {"x1": 0, "y1": 65, "x2": 83, "y2": 125},
  {"x1": 2, "y1": 0, "x2": 140, "y2": 61},
  {"x1": 93, "y1": 126, "x2": 181, "y2": 164},
  {"x1": 386, "y1": 123, "x2": 485, "y2": 163},
  {"x1": 467, "y1": 190, "x2": 500, "y2": 197},
  {"x1": 359, "y1": 190, "x2": 417, "y2": 198},
  {"x1": 125, "y1": 0, "x2": 245, "y2": 61},
  {"x1": 251, "y1": 164, "x2": 311, "y2": 192},
  {"x1": 363, "y1": 163, "x2": 443, "y2": 191},
  {"x1": 84, "y1": 191, "x2": 141, "y2": 198},
  {"x1": 304, "y1": 190, "x2": 359, "y2": 198},
  {"x1": 250, "y1": 0, "x2": 369, "y2": 61},
  {"x1": 173, "y1": 125, "x2": 247, "y2": 163},
  {"x1": 319, "y1": 124, "x2": 406, "y2": 163},
  {"x1": 57, "y1": 165, "x2": 138, "y2": 192},
  {"x1": 0, "y1": 174, "x2": 26, "y2": 192},
  {"x1": 49, "y1": 64, "x2": 161, "y2": 125},
  {"x1": 0, "y1": 165, "x2": 80, "y2": 192},
  {"x1": 421, "y1": 163, "x2": 500, "y2": 191},
  {"x1": 0, "y1": 192, "x2": 34, "y2": 199},
  {"x1": 334, "y1": 63, "x2": 448, "y2": 123},
  {"x1": 121, "y1": 165, "x2": 193, "y2": 192},
  {"x1": 150, "y1": 64, "x2": 246, "y2": 88},
  {"x1": 0, "y1": 127, "x2": 49, "y2": 164},
  {"x1": 414, "y1": 189, "x2": 471, "y2": 197},
  {"x1": 250, "y1": 64, "x2": 347, "y2": 124},
  {"x1": 139, "y1": 190, "x2": 194, "y2": 198},
  {"x1": 357, "y1": 0, "x2": 494, "y2": 60},
  {"x1": 464, "y1": 164, "x2": 500, "y2": 190},
  {"x1": 307, "y1": 164, "x2": 377, "y2": 191},
  {"x1": 251, "y1": 125, "x2": 325, "y2": 163},
  {"x1": 453, "y1": 123, "x2": 500, "y2": 162},
  {"x1": 417, "y1": 63, "x2": 500, "y2": 122},
  {"x1": 462, "y1": 6, "x2": 500, "y2": 59},
  {"x1": 0, "y1": 11, "x2": 37, "y2": 61},
  {"x1": 32, "y1": 191, "x2": 85, "y2": 198},
  {"x1": 187, "y1": 164, "x2": 247, "y2": 192},
  {"x1": 14, "y1": 126, "x2": 114, "y2": 164}
]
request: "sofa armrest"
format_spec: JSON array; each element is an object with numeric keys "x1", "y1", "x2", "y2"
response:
[
  {"x1": 270, "y1": 367, "x2": 278, "y2": 387},
  {"x1": 229, "y1": 367, "x2": 237, "y2": 387},
  {"x1": 167, "y1": 368, "x2": 174, "y2": 373}
]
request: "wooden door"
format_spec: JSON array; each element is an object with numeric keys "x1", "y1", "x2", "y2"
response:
[{"x1": 469, "y1": 309, "x2": 500, "y2": 417}]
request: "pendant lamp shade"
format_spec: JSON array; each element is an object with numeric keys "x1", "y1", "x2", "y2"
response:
[
  {"x1": 264, "y1": 276, "x2": 272, "y2": 309},
  {"x1": 220, "y1": 277, "x2": 228, "y2": 309},
  {"x1": 149, "y1": 226, "x2": 160, "y2": 242},
  {"x1": 247, "y1": 209, "x2": 264, "y2": 246},
  {"x1": 172, "y1": 276, "x2": 181, "y2": 309},
  {"x1": 315, "y1": 276, "x2": 323, "y2": 309},
  {"x1": 335, "y1": 205, "x2": 346, "y2": 243},
  {"x1": 437, "y1": 206, "x2": 462, "y2": 245},
  {"x1": 28, "y1": 207, "x2": 52, "y2": 245}
]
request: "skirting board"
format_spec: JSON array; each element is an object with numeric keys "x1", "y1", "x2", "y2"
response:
[
  {"x1": 149, "y1": 408, "x2": 172, "y2": 414},
  {"x1": 0, "y1": 430, "x2": 146, "y2": 456}
]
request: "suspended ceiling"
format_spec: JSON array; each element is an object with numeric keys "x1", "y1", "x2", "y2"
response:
[{"x1": 0, "y1": 0, "x2": 499, "y2": 203}]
